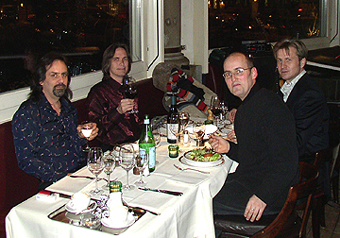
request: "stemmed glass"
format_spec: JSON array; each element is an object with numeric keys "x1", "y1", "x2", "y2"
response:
[
  {"x1": 81, "y1": 121, "x2": 94, "y2": 151},
  {"x1": 87, "y1": 147, "x2": 104, "y2": 195},
  {"x1": 118, "y1": 144, "x2": 136, "y2": 191},
  {"x1": 123, "y1": 76, "x2": 138, "y2": 114},
  {"x1": 193, "y1": 121, "x2": 206, "y2": 147},
  {"x1": 134, "y1": 153, "x2": 149, "y2": 185},
  {"x1": 102, "y1": 151, "x2": 116, "y2": 189},
  {"x1": 169, "y1": 111, "x2": 190, "y2": 141},
  {"x1": 210, "y1": 96, "x2": 223, "y2": 126}
]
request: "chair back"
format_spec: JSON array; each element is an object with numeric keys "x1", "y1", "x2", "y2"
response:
[{"x1": 251, "y1": 162, "x2": 318, "y2": 238}]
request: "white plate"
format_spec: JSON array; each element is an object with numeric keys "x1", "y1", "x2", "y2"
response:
[
  {"x1": 186, "y1": 124, "x2": 217, "y2": 140},
  {"x1": 182, "y1": 150, "x2": 223, "y2": 167},
  {"x1": 218, "y1": 124, "x2": 234, "y2": 137},
  {"x1": 179, "y1": 156, "x2": 224, "y2": 167},
  {"x1": 101, "y1": 212, "x2": 135, "y2": 229},
  {"x1": 65, "y1": 200, "x2": 97, "y2": 214}
]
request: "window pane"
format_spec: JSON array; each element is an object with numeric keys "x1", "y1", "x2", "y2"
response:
[
  {"x1": 209, "y1": 0, "x2": 323, "y2": 49},
  {"x1": 0, "y1": 0, "x2": 141, "y2": 93}
]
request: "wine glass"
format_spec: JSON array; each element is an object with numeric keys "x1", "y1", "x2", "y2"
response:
[
  {"x1": 123, "y1": 76, "x2": 138, "y2": 114},
  {"x1": 169, "y1": 111, "x2": 190, "y2": 141},
  {"x1": 87, "y1": 147, "x2": 104, "y2": 195},
  {"x1": 134, "y1": 153, "x2": 149, "y2": 185},
  {"x1": 118, "y1": 144, "x2": 136, "y2": 191},
  {"x1": 152, "y1": 128, "x2": 161, "y2": 147},
  {"x1": 81, "y1": 121, "x2": 94, "y2": 151},
  {"x1": 193, "y1": 121, "x2": 206, "y2": 147},
  {"x1": 102, "y1": 151, "x2": 116, "y2": 189},
  {"x1": 210, "y1": 96, "x2": 222, "y2": 126}
]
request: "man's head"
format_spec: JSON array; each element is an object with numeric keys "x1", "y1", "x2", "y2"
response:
[
  {"x1": 223, "y1": 52, "x2": 257, "y2": 101},
  {"x1": 273, "y1": 39, "x2": 308, "y2": 83},
  {"x1": 29, "y1": 52, "x2": 72, "y2": 102},
  {"x1": 102, "y1": 43, "x2": 132, "y2": 83}
]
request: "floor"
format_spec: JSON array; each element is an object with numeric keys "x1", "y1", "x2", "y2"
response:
[{"x1": 305, "y1": 181, "x2": 340, "y2": 238}]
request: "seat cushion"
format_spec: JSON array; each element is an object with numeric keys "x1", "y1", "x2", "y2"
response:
[{"x1": 214, "y1": 214, "x2": 278, "y2": 237}]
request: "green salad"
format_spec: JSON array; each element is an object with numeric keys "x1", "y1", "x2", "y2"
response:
[{"x1": 187, "y1": 147, "x2": 220, "y2": 162}]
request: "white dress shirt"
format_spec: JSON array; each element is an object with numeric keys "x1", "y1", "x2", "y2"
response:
[{"x1": 280, "y1": 70, "x2": 306, "y2": 102}]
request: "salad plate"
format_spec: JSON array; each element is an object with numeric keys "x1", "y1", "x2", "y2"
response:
[{"x1": 182, "y1": 148, "x2": 223, "y2": 167}]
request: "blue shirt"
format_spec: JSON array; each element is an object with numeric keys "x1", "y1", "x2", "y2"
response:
[{"x1": 12, "y1": 93, "x2": 87, "y2": 182}]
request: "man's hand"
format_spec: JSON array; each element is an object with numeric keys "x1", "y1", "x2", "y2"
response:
[
  {"x1": 117, "y1": 99, "x2": 135, "y2": 114},
  {"x1": 244, "y1": 195, "x2": 267, "y2": 222},
  {"x1": 227, "y1": 130, "x2": 237, "y2": 143},
  {"x1": 227, "y1": 108, "x2": 237, "y2": 124},
  {"x1": 208, "y1": 135, "x2": 230, "y2": 154},
  {"x1": 77, "y1": 122, "x2": 98, "y2": 141}
]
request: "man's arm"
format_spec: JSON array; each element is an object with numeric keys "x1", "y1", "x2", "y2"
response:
[
  {"x1": 11, "y1": 106, "x2": 64, "y2": 182},
  {"x1": 293, "y1": 90, "x2": 328, "y2": 157}
]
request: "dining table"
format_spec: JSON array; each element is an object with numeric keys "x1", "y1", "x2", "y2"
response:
[{"x1": 6, "y1": 136, "x2": 238, "y2": 238}]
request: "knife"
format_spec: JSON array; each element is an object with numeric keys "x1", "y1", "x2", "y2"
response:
[
  {"x1": 138, "y1": 187, "x2": 183, "y2": 196},
  {"x1": 69, "y1": 175, "x2": 108, "y2": 182}
]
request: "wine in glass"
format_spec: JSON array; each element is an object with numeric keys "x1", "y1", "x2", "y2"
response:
[
  {"x1": 193, "y1": 122, "x2": 206, "y2": 147},
  {"x1": 210, "y1": 96, "x2": 222, "y2": 117},
  {"x1": 123, "y1": 76, "x2": 138, "y2": 114},
  {"x1": 102, "y1": 151, "x2": 116, "y2": 189},
  {"x1": 87, "y1": 147, "x2": 104, "y2": 195},
  {"x1": 118, "y1": 144, "x2": 136, "y2": 191},
  {"x1": 81, "y1": 121, "x2": 94, "y2": 151},
  {"x1": 134, "y1": 153, "x2": 149, "y2": 185}
]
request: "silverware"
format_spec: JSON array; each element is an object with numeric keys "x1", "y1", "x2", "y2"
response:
[
  {"x1": 173, "y1": 164, "x2": 210, "y2": 174},
  {"x1": 138, "y1": 187, "x2": 183, "y2": 196},
  {"x1": 69, "y1": 175, "x2": 109, "y2": 182}
]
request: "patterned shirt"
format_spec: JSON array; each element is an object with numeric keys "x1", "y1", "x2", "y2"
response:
[
  {"x1": 86, "y1": 76, "x2": 141, "y2": 146},
  {"x1": 12, "y1": 93, "x2": 87, "y2": 182}
]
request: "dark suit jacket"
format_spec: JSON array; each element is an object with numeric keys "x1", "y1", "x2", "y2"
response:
[{"x1": 285, "y1": 73, "x2": 329, "y2": 162}]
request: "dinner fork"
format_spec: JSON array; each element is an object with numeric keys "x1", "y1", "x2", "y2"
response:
[{"x1": 173, "y1": 164, "x2": 210, "y2": 174}]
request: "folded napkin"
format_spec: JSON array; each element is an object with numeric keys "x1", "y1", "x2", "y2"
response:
[
  {"x1": 124, "y1": 189, "x2": 178, "y2": 215},
  {"x1": 46, "y1": 175, "x2": 93, "y2": 196}
]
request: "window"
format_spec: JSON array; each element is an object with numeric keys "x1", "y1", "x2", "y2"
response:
[
  {"x1": 0, "y1": 0, "x2": 142, "y2": 93},
  {"x1": 209, "y1": 0, "x2": 323, "y2": 49}
]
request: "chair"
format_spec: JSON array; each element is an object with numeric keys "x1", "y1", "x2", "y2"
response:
[
  {"x1": 309, "y1": 146, "x2": 340, "y2": 238},
  {"x1": 214, "y1": 162, "x2": 318, "y2": 238}
]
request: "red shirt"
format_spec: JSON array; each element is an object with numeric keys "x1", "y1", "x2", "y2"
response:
[{"x1": 87, "y1": 76, "x2": 141, "y2": 146}]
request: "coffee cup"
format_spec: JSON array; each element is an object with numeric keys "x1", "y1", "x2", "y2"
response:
[
  {"x1": 109, "y1": 206, "x2": 129, "y2": 225},
  {"x1": 68, "y1": 192, "x2": 91, "y2": 212}
]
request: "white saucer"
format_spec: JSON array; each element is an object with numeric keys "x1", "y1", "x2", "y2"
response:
[
  {"x1": 101, "y1": 213, "x2": 135, "y2": 229},
  {"x1": 65, "y1": 200, "x2": 97, "y2": 214}
]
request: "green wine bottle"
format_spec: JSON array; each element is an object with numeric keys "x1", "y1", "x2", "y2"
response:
[{"x1": 139, "y1": 115, "x2": 156, "y2": 172}]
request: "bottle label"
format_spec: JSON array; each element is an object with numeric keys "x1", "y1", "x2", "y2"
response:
[
  {"x1": 149, "y1": 146, "x2": 156, "y2": 169},
  {"x1": 139, "y1": 147, "x2": 156, "y2": 170},
  {"x1": 167, "y1": 124, "x2": 178, "y2": 140}
]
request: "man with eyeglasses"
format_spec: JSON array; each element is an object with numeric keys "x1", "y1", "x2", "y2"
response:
[
  {"x1": 273, "y1": 39, "x2": 329, "y2": 164},
  {"x1": 12, "y1": 52, "x2": 98, "y2": 190},
  {"x1": 209, "y1": 52, "x2": 299, "y2": 223}
]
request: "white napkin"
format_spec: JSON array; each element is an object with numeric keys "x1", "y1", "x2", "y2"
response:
[
  {"x1": 166, "y1": 169, "x2": 209, "y2": 186},
  {"x1": 124, "y1": 189, "x2": 177, "y2": 215},
  {"x1": 46, "y1": 176, "x2": 93, "y2": 196}
]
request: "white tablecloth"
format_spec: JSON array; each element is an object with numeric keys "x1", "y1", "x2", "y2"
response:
[{"x1": 6, "y1": 139, "x2": 237, "y2": 238}]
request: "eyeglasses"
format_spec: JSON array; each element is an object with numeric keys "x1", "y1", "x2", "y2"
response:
[{"x1": 222, "y1": 67, "x2": 253, "y2": 79}]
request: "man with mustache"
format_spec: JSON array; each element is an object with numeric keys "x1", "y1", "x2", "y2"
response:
[{"x1": 12, "y1": 52, "x2": 98, "y2": 190}]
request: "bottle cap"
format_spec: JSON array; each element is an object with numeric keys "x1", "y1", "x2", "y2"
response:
[{"x1": 144, "y1": 115, "x2": 150, "y2": 124}]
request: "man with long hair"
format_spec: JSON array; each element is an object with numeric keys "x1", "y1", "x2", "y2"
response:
[
  {"x1": 12, "y1": 52, "x2": 98, "y2": 190},
  {"x1": 87, "y1": 43, "x2": 141, "y2": 151}
]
